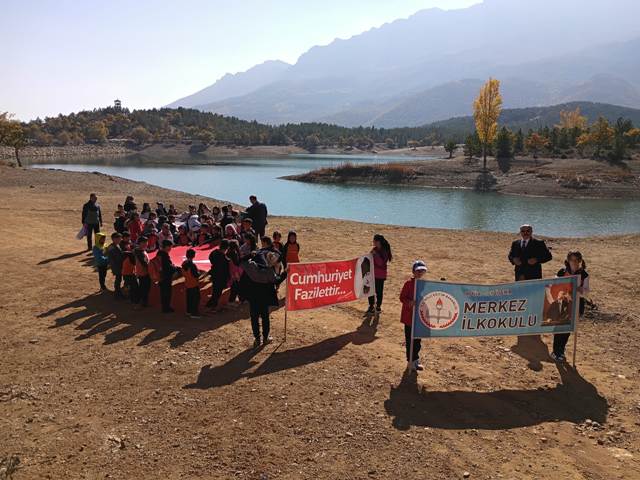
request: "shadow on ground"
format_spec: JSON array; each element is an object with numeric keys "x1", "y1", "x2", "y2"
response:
[
  {"x1": 38, "y1": 290, "x2": 262, "y2": 349},
  {"x1": 184, "y1": 317, "x2": 379, "y2": 389},
  {"x1": 37, "y1": 250, "x2": 89, "y2": 266},
  {"x1": 384, "y1": 362, "x2": 608, "y2": 430},
  {"x1": 511, "y1": 335, "x2": 554, "y2": 371}
]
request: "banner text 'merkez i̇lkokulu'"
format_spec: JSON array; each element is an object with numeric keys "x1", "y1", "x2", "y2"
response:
[{"x1": 412, "y1": 276, "x2": 578, "y2": 338}]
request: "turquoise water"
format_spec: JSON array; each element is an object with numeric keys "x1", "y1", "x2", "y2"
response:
[{"x1": 29, "y1": 155, "x2": 640, "y2": 237}]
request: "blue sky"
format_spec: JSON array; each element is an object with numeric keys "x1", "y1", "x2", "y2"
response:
[{"x1": 1, "y1": 0, "x2": 479, "y2": 120}]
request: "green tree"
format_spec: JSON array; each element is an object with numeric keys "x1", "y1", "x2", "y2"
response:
[
  {"x1": 303, "y1": 134, "x2": 320, "y2": 151},
  {"x1": 1, "y1": 120, "x2": 26, "y2": 167},
  {"x1": 513, "y1": 129, "x2": 524, "y2": 155},
  {"x1": 463, "y1": 133, "x2": 480, "y2": 160},
  {"x1": 494, "y1": 127, "x2": 513, "y2": 173},
  {"x1": 444, "y1": 140, "x2": 457, "y2": 159}
]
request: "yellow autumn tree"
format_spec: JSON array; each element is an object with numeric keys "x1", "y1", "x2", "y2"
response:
[
  {"x1": 473, "y1": 78, "x2": 502, "y2": 170},
  {"x1": 556, "y1": 107, "x2": 587, "y2": 130}
]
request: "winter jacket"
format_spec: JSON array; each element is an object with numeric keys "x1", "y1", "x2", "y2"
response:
[{"x1": 399, "y1": 277, "x2": 416, "y2": 326}]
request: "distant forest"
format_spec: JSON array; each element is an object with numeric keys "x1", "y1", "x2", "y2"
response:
[
  {"x1": 7, "y1": 102, "x2": 640, "y2": 163},
  {"x1": 18, "y1": 106, "x2": 445, "y2": 150}
]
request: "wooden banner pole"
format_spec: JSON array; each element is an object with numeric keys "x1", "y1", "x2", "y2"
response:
[{"x1": 284, "y1": 306, "x2": 288, "y2": 343}]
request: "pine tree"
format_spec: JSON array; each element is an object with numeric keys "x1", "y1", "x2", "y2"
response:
[
  {"x1": 513, "y1": 129, "x2": 524, "y2": 155},
  {"x1": 495, "y1": 127, "x2": 513, "y2": 173}
]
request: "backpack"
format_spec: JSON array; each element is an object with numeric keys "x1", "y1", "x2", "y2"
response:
[{"x1": 148, "y1": 255, "x2": 163, "y2": 283}]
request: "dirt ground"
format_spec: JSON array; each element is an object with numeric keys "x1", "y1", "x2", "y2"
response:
[{"x1": 1, "y1": 165, "x2": 639, "y2": 480}]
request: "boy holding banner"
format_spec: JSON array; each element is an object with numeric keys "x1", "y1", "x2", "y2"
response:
[{"x1": 400, "y1": 260, "x2": 428, "y2": 371}]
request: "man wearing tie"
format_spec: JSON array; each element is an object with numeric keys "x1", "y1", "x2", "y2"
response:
[{"x1": 508, "y1": 224, "x2": 552, "y2": 281}]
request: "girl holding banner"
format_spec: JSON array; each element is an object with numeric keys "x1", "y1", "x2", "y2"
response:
[{"x1": 552, "y1": 251, "x2": 590, "y2": 362}]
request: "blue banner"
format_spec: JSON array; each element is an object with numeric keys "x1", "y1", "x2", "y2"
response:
[{"x1": 412, "y1": 276, "x2": 578, "y2": 338}]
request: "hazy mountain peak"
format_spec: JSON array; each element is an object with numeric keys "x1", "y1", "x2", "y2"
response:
[{"x1": 166, "y1": 60, "x2": 291, "y2": 109}]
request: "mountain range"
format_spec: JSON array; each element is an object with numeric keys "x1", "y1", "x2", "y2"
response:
[{"x1": 167, "y1": 0, "x2": 640, "y2": 127}]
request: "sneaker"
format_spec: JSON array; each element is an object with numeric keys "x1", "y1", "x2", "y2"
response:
[
  {"x1": 550, "y1": 352, "x2": 563, "y2": 362},
  {"x1": 263, "y1": 336, "x2": 273, "y2": 345},
  {"x1": 558, "y1": 354, "x2": 567, "y2": 362},
  {"x1": 365, "y1": 306, "x2": 375, "y2": 315},
  {"x1": 189, "y1": 314, "x2": 202, "y2": 319},
  {"x1": 413, "y1": 360, "x2": 424, "y2": 371},
  {"x1": 253, "y1": 338, "x2": 261, "y2": 349},
  {"x1": 376, "y1": 306, "x2": 382, "y2": 313},
  {"x1": 162, "y1": 308, "x2": 175, "y2": 314}
]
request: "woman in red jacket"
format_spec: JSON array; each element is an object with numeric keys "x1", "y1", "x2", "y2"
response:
[{"x1": 400, "y1": 260, "x2": 428, "y2": 372}]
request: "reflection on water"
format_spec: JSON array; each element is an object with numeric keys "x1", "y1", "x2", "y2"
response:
[{"x1": 28, "y1": 154, "x2": 640, "y2": 237}]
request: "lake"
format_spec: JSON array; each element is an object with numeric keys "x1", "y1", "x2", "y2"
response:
[{"x1": 29, "y1": 154, "x2": 640, "y2": 237}]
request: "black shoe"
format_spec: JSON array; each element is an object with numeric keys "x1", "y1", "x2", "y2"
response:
[
  {"x1": 263, "y1": 336, "x2": 273, "y2": 345},
  {"x1": 162, "y1": 308, "x2": 175, "y2": 313},
  {"x1": 253, "y1": 338, "x2": 261, "y2": 349},
  {"x1": 365, "y1": 306, "x2": 375, "y2": 315},
  {"x1": 376, "y1": 306, "x2": 382, "y2": 313}
]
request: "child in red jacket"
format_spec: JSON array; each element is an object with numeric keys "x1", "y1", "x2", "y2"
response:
[{"x1": 400, "y1": 260, "x2": 428, "y2": 372}]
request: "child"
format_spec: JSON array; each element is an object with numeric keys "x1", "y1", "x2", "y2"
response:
[
  {"x1": 113, "y1": 210, "x2": 127, "y2": 233},
  {"x1": 120, "y1": 231, "x2": 131, "y2": 252},
  {"x1": 106, "y1": 232, "x2": 124, "y2": 298},
  {"x1": 140, "y1": 203, "x2": 152, "y2": 220},
  {"x1": 272, "y1": 231, "x2": 284, "y2": 256},
  {"x1": 367, "y1": 234, "x2": 392, "y2": 314},
  {"x1": 400, "y1": 260, "x2": 428, "y2": 371},
  {"x1": 158, "y1": 223, "x2": 174, "y2": 245},
  {"x1": 225, "y1": 223, "x2": 239, "y2": 242},
  {"x1": 157, "y1": 239, "x2": 179, "y2": 313},
  {"x1": 551, "y1": 251, "x2": 590, "y2": 362},
  {"x1": 126, "y1": 212, "x2": 144, "y2": 243},
  {"x1": 227, "y1": 240, "x2": 243, "y2": 305},
  {"x1": 92, "y1": 232, "x2": 109, "y2": 290},
  {"x1": 176, "y1": 225, "x2": 191, "y2": 246},
  {"x1": 283, "y1": 231, "x2": 300, "y2": 267},
  {"x1": 122, "y1": 248, "x2": 138, "y2": 304},
  {"x1": 134, "y1": 236, "x2": 151, "y2": 308},
  {"x1": 207, "y1": 239, "x2": 230, "y2": 310},
  {"x1": 182, "y1": 248, "x2": 202, "y2": 319}
]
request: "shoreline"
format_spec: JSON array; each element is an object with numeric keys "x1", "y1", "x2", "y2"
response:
[
  {"x1": 23, "y1": 165, "x2": 640, "y2": 239},
  {"x1": 1, "y1": 143, "x2": 445, "y2": 162},
  {"x1": 286, "y1": 155, "x2": 640, "y2": 200}
]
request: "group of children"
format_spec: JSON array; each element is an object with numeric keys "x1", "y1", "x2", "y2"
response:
[{"x1": 91, "y1": 195, "x2": 301, "y2": 348}]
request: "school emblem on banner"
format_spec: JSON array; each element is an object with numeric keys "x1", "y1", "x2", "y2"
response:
[{"x1": 418, "y1": 291, "x2": 460, "y2": 330}]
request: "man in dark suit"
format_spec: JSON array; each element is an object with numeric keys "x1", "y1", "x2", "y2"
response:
[
  {"x1": 246, "y1": 195, "x2": 268, "y2": 238},
  {"x1": 508, "y1": 224, "x2": 552, "y2": 281}
]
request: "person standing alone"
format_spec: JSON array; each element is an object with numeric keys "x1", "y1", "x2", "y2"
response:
[
  {"x1": 82, "y1": 193, "x2": 103, "y2": 251},
  {"x1": 508, "y1": 224, "x2": 552, "y2": 281}
]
